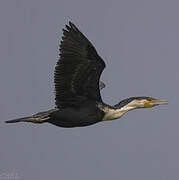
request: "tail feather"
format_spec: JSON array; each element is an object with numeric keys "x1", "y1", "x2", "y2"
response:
[
  {"x1": 5, "y1": 109, "x2": 57, "y2": 124},
  {"x1": 5, "y1": 117, "x2": 32, "y2": 123}
]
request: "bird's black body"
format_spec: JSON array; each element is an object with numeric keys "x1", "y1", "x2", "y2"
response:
[
  {"x1": 48, "y1": 100, "x2": 105, "y2": 127},
  {"x1": 5, "y1": 22, "x2": 167, "y2": 127}
]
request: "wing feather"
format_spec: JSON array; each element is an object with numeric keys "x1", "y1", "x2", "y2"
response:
[{"x1": 55, "y1": 22, "x2": 106, "y2": 108}]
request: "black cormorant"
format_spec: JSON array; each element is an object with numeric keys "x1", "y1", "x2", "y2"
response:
[{"x1": 5, "y1": 22, "x2": 168, "y2": 128}]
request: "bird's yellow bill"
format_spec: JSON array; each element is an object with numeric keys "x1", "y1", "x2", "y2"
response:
[{"x1": 144, "y1": 99, "x2": 168, "y2": 108}]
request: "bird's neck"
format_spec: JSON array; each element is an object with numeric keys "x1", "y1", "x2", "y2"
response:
[{"x1": 98, "y1": 103, "x2": 137, "y2": 121}]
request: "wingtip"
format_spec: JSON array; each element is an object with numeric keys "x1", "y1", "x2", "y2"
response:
[
  {"x1": 69, "y1": 21, "x2": 73, "y2": 26},
  {"x1": 63, "y1": 21, "x2": 77, "y2": 32},
  {"x1": 5, "y1": 119, "x2": 21, "y2": 123},
  {"x1": 69, "y1": 21, "x2": 78, "y2": 31}
]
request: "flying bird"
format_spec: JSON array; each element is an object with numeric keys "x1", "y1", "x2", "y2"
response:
[{"x1": 5, "y1": 22, "x2": 168, "y2": 127}]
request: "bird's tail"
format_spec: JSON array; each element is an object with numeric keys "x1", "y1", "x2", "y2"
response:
[
  {"x1": 5, "y1": 109, "x2": 57, "y2": 124},
  {"x1": 5, "y1": 117, "x2": 32, "y2": 123}
]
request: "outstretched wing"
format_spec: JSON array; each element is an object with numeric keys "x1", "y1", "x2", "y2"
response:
[{"x1": 54, "y1": 22, "x2": 106, "y2": 108}]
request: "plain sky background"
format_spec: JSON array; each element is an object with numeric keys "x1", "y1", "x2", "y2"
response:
[{"x1": 0, "y1": 0, "x2": 178, "y2": 179}]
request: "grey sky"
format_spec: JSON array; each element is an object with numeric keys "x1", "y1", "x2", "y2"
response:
[{"x1": 0, "y1": 0, "x2": 178, "y2": 179}]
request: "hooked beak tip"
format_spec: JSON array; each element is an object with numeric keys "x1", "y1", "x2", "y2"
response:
[{"x1": 152, "y1": 99, "x2": 168, "y2": 105}]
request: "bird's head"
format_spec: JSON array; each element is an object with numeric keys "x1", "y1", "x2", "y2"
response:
[
  {"x1": 101, "y1": 96, "x2": 168, "y2": 121},
  {"x1": 114, "y1": 96, "x2": 168, "y2": 110}
]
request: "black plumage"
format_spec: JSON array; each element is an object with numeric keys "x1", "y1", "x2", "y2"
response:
[{"x1": 55, "y1": 22, "x2": 105, "y2": 108}]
